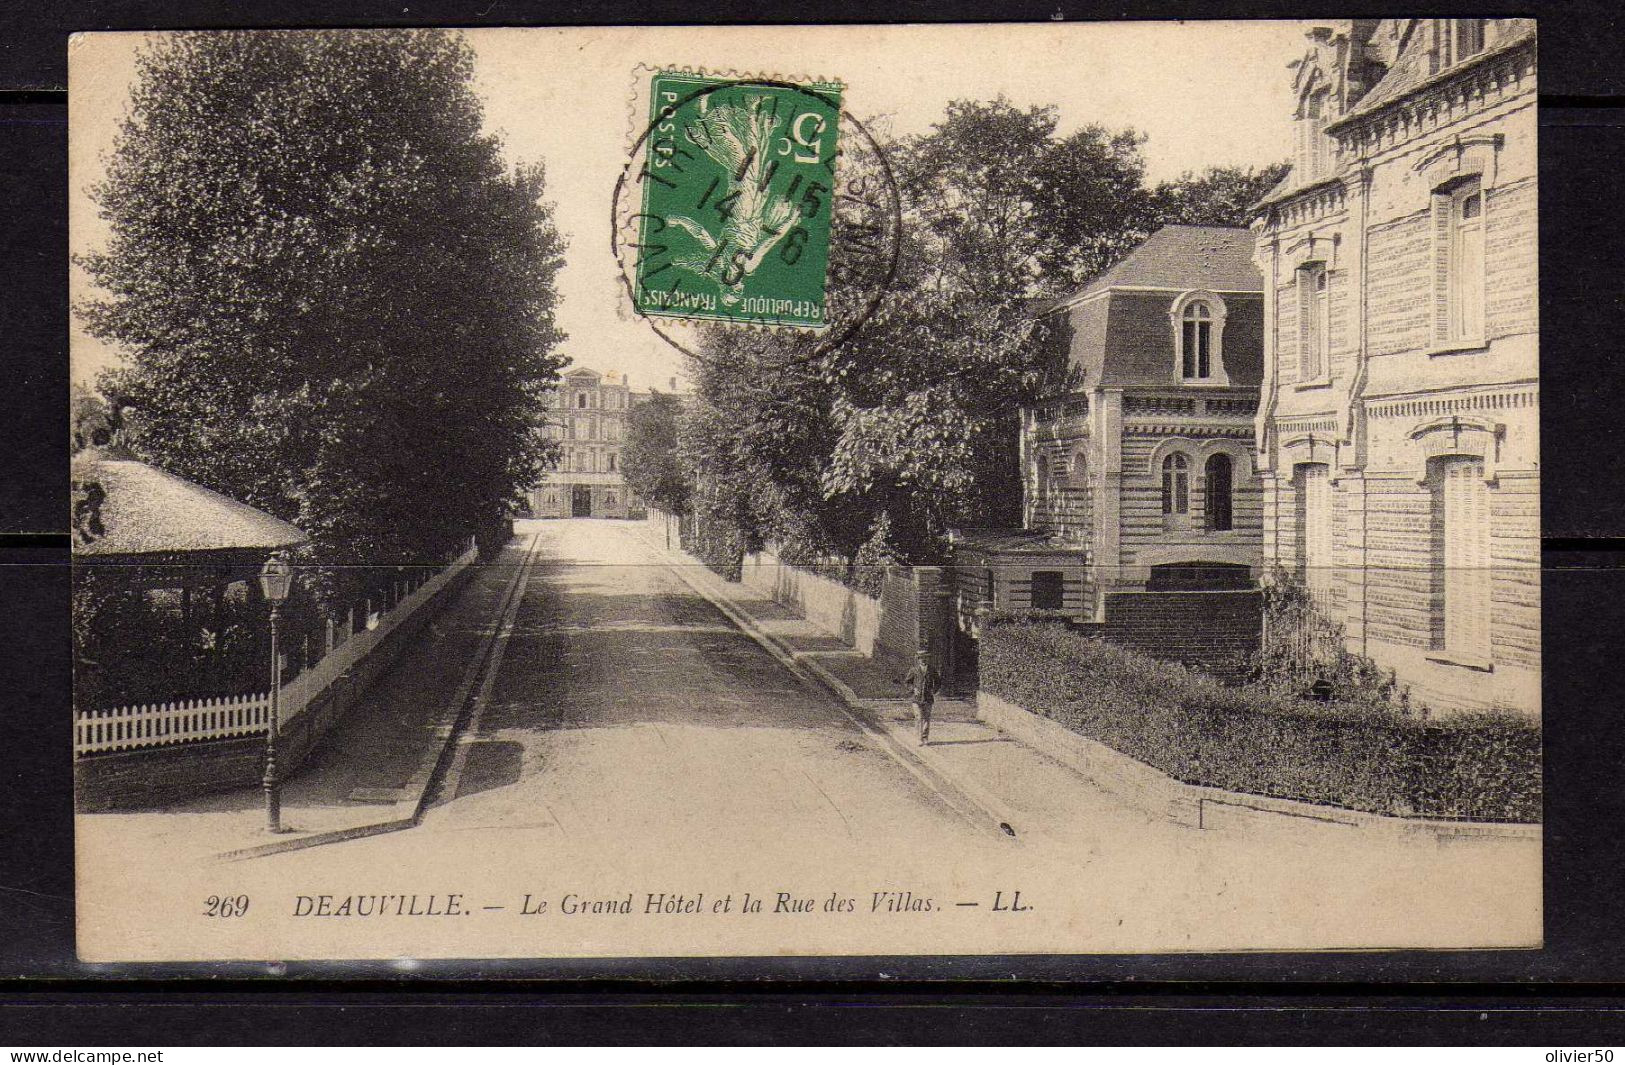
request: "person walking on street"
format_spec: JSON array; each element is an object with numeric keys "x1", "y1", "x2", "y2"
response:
[{"x1": 903, "y1": 648, "x2": 938, "y2": 745}]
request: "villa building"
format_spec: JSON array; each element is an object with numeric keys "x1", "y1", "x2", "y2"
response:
[
  {"x1": 1251, "y1": 19, "x2": 1538, "y2": 714},
  {"x1": 949, "y1": 225, "x2": 1266, "y2": 677}
]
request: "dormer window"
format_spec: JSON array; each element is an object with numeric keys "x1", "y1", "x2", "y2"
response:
[
  {"x1": 1430, "y1": 19, "x2": 1488, "y2": 74},
  {"x1": 1171, "y1": 292, "x2": 1229, "y2": 384},
  {"x1": 1296, "y1": 87, "x2": 1332, "y2": 183},
  {"x1": 1457, "y1": 18, "x2": 1486, "y2": 59}
]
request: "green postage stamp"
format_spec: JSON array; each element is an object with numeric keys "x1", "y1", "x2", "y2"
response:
[{"x1": 632, "y1": 71, "x2": 844, "y2": 330}]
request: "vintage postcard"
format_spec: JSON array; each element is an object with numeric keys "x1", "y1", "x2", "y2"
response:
[{"x1": 70, "y1": 21, "x2": 1541, "y2": 963}]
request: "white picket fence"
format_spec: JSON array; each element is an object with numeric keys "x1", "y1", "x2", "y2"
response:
[
  {"x1": 73, "y1": 691, "x2": 271, "y2": 756},
  {"x1": 74, "y1": 540, "x2": 478, "y2": 759}
]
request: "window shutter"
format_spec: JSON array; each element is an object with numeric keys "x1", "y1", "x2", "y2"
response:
[
  {"x1": 1296, "y1": 272, "x2": 1312, "y2": 380},
  {"x1": 1441, "y1": 458, "x2": 1491, "y2": 658},
  {"x1": 1297, "y1": 464, "x2": 1334, "y2": 602},
  {"x1": 1433, "y1": 193, "x2": 1453, "y2": 343}
]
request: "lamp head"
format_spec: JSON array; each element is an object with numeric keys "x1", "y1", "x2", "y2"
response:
[{"x1": 259, "y1": 553, "x2": 293, "y2": 604}]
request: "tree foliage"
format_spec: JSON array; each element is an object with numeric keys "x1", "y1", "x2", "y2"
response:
[
  {"x1": 79, "y1": 30, "x2": 566, "y2": 600},
  {"x1": 622, "y1": 392, "x2": 691, "y2": 516},
  {"x1": 679, "y1": 97, "x2": 1286, "y2": 572},
  {"x1": 1151, "y1": 163, "x2": 1290, "y2": 228}
]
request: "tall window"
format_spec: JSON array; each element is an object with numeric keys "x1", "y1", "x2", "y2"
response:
[
  {"x1": 1429, "y1": 456, "x2": 1492, "y2": 659},
  {"x1": 576, "y1": 392, "x2": 588, "y2": 409},
  {"x1": 1294, "y1": 463, "x2": 1334, "y2": 602},
  {"x1": 607, "y1": 452, "x2": 617, "y2": 472},
  {"x1": 1436, "y1": 178, "x2": 1486, "y2": 345},
  {"x1": 1180, "y1": 302, "x2": 1213, "y2": 380},
  {"x1": 1161, "y1": 453, "x2": 1190, "y2": 519},
  {"x1": 1205, "y1": 453, "x2": 1234, "y2": 532},
  {"x1": 1034, "y1": 454, "x2": 1050, "y2": 515},
  {"x1": 1297, "y1": 262, "x2": 1329, "y2": 380}
]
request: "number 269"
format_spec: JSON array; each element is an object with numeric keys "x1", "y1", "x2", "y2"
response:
[{"x1": 204, "y1": 894, "x2": 250, "y2": 918}]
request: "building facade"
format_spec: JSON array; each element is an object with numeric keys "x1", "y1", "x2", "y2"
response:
[
  {"x1": 1252, "y1": 19, "x2": 1538, "y2": 715},
  {"x1": 530, "y1": 367, "x2": 651, "y2": 519},
  {"x1": 953, "y1": 225, "x2": 1265, "y2": 625}
]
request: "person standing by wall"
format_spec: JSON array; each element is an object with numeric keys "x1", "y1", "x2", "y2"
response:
[{"x1": 903, "y1": 649, "x2": 939, "y2": 745}]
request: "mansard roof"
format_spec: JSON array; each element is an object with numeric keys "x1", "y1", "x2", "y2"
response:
[{"x1": 1059, "y1": 225, "x2": 1262, "y2": 307}]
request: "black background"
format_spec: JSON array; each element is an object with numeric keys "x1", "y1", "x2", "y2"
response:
[{"x1": 4, "y1": 0, "x2": 1624, "y2": 1045}]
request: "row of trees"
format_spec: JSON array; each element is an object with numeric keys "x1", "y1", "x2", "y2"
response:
[
  {"x1": 624, "y1": 99, "x2": 1285, "y2": 581},
  {"x1": 78, "y1": 30, "x2": 567, "y2": 610}
]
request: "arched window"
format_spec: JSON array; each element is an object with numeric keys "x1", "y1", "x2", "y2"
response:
[
  {"x1": 1172, "y1": 293, "x2": 1229, "y2": 384},
  {"x1": 1161, "y1": 453, "x2": 1190, "y2": 518},
  {"x1": 1180, "y1": 301, "x2": 1213, "y2": 380},
  {"x1": 1298, "y1": 263, "x2": 1329, "y2": 380},
  {"x1": 1205, "y1": 453, "x2": 1234, "y2": 531}
]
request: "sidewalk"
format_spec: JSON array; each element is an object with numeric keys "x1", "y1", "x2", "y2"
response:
[
  {"x1": 640, "y1": 531, "x2": 1171, "y2": 851},
  {"x1": 76, "y1": 532, "x2": 538, "y2": 863}
]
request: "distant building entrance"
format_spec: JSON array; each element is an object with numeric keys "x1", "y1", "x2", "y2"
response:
[{"x1": 571, "y1": 484, "x2": 592, "y2": 517}]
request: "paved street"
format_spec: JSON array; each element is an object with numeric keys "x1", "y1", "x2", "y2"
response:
[{"x1": 426, "y1": 518, "x2": 986, "y2": 854}]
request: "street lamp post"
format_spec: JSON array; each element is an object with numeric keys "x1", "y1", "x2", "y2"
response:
[{"x1": 258, "y1": 552, "x2": 293, "y2": 833}]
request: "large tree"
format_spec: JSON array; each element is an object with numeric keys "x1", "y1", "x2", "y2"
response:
[
  {"x1": 816, "y1": 100, "x2": 1150, "y2": 559},
  {"x1": 622, "y1": 392, "x2": 691, "y2": 517},
  {"x1": 80, "y1": 30, "x2": 566, "y2": 595}
]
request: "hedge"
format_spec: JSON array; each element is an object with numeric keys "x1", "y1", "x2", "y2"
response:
[{"x1": 980, "y1": 621, "x2": 1541, "y2": 823}]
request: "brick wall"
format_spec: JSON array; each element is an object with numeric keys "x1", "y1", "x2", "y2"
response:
[
  {"x1": 875, "y1": 567, "x2": 919, "y2": 678},
  {"x1": 1485, "y1": 177, "x2": 1538, "y2": 340},
  {"x1": 740, "y1": 549, "x2": 882, "y2": 656},
  {"x1": 873, "y1": 566, "x2": 952, "y2": 680},
  {"x1": 1081, "y1": 590, "x2": 1263, "y2": 676},
  {"x1": 1366, "y1": 212, "x2": 1434, "y2": 357}
]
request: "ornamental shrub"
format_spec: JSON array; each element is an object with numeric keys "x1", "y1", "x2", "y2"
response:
[{"x1": 980, "y1": 620, "x2": 1540, "y2": 823}]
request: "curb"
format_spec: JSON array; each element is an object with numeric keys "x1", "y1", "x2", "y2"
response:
[
  {"x1": 637, "y1": 528, "x2": 1017, "y2": 842},
  {"x1": 217, "y1": 531, "x2": 542, "y2": 862}
]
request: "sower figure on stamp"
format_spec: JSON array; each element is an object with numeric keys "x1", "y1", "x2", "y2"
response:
[{"x1": 903, "y1": 648, "x2": 939, "y2": 746}]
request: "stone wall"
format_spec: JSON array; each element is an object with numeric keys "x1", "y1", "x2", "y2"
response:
[{"x1": 740, "y1": 549, "x2": 881, "y2": 657}]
